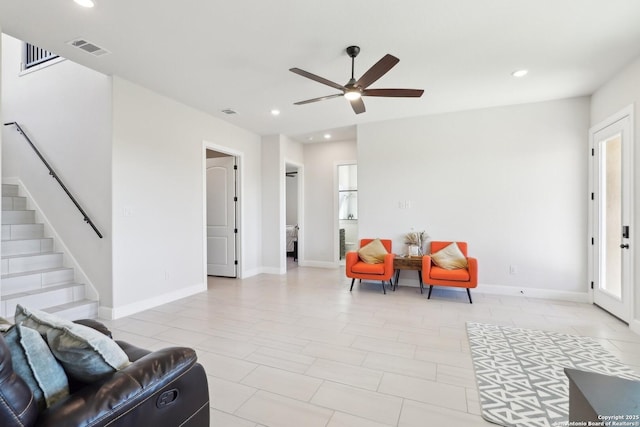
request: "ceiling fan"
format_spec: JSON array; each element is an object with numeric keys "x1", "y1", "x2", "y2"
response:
[{"x1": 290, "y1": 45, "x2": 424, "y2": 114}]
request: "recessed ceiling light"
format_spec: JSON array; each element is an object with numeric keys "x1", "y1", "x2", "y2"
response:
[
  {"x1": 324, "y1": 134, "x2": 331, "y2": 139},
  {"x1": 74, "y1": 0, "x2": 96, "y2": 8},
  {"x1": 271, "y1": 109, "x2": 280, "y2": 116},
  {"x1": 512, "y1": 69, "x2": 529, "y2": 78}
]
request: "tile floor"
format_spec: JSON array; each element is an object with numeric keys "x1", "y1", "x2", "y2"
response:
[{"x1": 100, "y1": 267, "x2": 640, "y2": 427}]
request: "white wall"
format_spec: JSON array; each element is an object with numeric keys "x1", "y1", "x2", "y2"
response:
[
  {"x1": 111, "y1": 77, "x2": 262, "y2": 318},
  {"x1": 1, "y1": 34, "x2": 113, "y2": 305},
  {"x1": 358, "y1": 97, "x2": 591, "y2": 296},
  {"x1": 0, "y1": 28, "x2": 3, "y2": 306},
  {"x1": 261, "y1": 135, "x2": 283, "y2": 273},
  {"x1": 590, "y1": 55, "x2": 640, "y2": 328},
  {"x1": 261, "y1": 134, "x2": 305, "y2": 272},
  {"x1": 303, "y1": 139, "x2": 357, "y2": 267}
]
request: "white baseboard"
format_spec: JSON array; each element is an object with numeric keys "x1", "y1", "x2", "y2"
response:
[
  {"x1": 98, "y1": 282, "x2": 206, "y2": 320},
  {"x1": 261, "y1": 267, "x2": 285, "y2": 275},
  {"x1": 478, "y1": 283, "x2": 589, "y2": 303},
  {"x1": 239, "y1": 268, "x2": 261, "y2": 279}
]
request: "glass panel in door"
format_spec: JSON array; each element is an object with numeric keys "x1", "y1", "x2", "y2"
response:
[{"x1": 600, "y1": 134, "x2": 622, "y2": 299}]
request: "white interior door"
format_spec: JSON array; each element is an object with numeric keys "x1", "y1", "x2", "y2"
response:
[
  {"x1": 207, "y1": 156, "x2": 237, "y2": 277},
  {"x1": 591, "y1": 110, "x2": 633, "y2": 321}
]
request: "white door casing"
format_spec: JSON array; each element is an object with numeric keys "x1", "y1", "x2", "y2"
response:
[{"x1": 206, "y1": 156, "x2": 237, "y2": 277}]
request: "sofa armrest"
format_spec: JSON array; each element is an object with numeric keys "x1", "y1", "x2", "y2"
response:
[
  {"x1": 0, "y1": 333, "x2": 38, "y2": 427},
  {"x1": 116, "y1": 340, "x2": 152, "y2": 362},
  {"x1": 37, "y1": 346, "x2": 198, "y2": 427}
]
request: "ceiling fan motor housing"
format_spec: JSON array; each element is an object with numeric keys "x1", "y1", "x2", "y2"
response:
[{"x1": 346, "y1": 45, "x2": 360, "y2": 58}]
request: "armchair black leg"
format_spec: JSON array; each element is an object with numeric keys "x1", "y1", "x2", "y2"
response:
[
  {"x1": 381, "y1": 281, "x2": 386, "y2": 294},
  {"x1": 350, "y1": 278, "x2": 355, "y2": 292},
  {"x1": 466, "y1": 288, "x2": 473, "y2": 304},
  {"x1": 427, "y1": 285, "x2": 434, "y2": 299}
]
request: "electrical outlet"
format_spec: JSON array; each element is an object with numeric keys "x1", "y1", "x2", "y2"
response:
[{"x1": 509, "y1": 265, "x2": 517, "y2": 275}]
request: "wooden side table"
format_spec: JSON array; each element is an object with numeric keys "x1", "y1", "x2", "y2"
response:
[{"x1": 393, "y1": 256, "x2": 424, "y2": 292}]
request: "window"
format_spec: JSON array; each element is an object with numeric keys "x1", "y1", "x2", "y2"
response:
[{"x1": 23, "y1": 42, "x2": 59, "y2": 70}]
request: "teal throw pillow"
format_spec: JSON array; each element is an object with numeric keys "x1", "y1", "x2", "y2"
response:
[
  {"x1": 15, "y1": 305, "x2": 131, "y2": 382},
  {"x1": 3, "y1": 324, "x2": 69, "y2": 410}
]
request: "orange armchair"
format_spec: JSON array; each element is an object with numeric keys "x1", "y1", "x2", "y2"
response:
[
  {"x1": 422, "y1": 241, "x2": 478, "y2": 303},
  {"x1": 346, "y1": 239, "x2": 395, "y2": 294}
]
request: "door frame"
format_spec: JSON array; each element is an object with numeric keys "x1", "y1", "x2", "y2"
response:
[
  {"x1": 588, "y1": 104, "x2": 634, "y2": 322},
  {"x1": 202, "y1": 141, "x2": 243, "y2": 283},
  {"x1": 284, "y1": 159, "x2": 304, "y2": 268},
  {"x1": 334, "y1": 160, "x2": 358, "y2": 264}
]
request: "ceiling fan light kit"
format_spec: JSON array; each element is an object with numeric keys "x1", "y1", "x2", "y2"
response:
[{"x1": 290, "y1": 45, "x2": 424, "y2": 114}]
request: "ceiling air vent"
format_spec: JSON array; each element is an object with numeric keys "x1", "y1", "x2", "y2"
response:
[
  {"x1": 67, "y1": 38, "x2": 110, "y2": 56},
  {"x1": 221, "y1": 109, "x2": 238, "y2": 115}
]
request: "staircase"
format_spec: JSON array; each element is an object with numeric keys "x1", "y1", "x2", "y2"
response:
[{"x1": 1, "y1": 183, "x2": 97, "y2": 320}]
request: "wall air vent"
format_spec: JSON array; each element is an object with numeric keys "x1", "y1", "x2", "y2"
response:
[
  {"x1": 66, "y1": 38, "x2": 110, "y2": 56},
  {"x1": 221, "y1": 109, "x2": 238, "y2": 115}
]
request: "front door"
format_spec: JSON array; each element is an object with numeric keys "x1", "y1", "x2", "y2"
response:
[
  {"x1": 206, "y1": 156, "x2": 237, "y2": 277},
  {"x1": 591, "y1": 108, "x2": 633, "y2": 321}
]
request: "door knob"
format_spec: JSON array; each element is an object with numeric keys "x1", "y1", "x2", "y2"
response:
[{"x1": 620, "y1": 243, "x2": 630, "y2": 249}]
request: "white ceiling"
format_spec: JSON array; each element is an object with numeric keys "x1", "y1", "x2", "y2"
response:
[{"x1": 2, "y1": 1, "x2": 640, "y2": 143}]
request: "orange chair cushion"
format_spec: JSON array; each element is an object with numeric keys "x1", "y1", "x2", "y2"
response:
[
  {"x1": 430, "y1": 266, "x2": 470, "y2": 282},
  {"x1": 351, "y1": 262, "x2": 386, "y2": 275}
]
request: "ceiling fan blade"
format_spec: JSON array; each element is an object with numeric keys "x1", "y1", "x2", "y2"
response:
[
  {"x1": 355, "y1": 54, "x2": 399, "y2": 89},
  {"x1": 290, "y1": 68, "x2": 345, "y2": 91},
  {"x1": 294, "y1": 93, "x2": 343, "y2": 105},
  {"x1": 362, "y1": 88, "x2": 424, "y2": 98},
  {"x1": 350, "y1": 97, "x2": 366, "y2": 114}
]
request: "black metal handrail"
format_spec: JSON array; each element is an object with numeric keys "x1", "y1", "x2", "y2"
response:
[{"x1": 3, "y1": 122, "x2": 103, "y2": 238}]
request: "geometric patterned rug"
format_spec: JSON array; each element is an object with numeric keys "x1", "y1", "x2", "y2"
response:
[{"x1": 466, "y1": 322, "x2": 640, "y2": 427}]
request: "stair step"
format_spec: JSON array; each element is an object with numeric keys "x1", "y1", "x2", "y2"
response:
[
  {"x1": 2, "y1": 184, "x2": 19, "y2": 197},
  {"x1": 43, "y1": 299, "x2": 98, "y2": 321},
  {"x1": 2, "y1": 196, "x2": 27, "y2": 211},
  {"x1": 1, "y1": 238, "x2": 53, "y2": 256},
  {"x1": 1, "y1": 223, "x2": 44, "y2": 240},
  {"x1": 1, "y1": 252, "x2": 63, "y2": 275},
  {"x1": 2, "y1": 210, "x2": 35, "y2": 225},
  {"x1": 1, "y1": 267, "x2": 75, "y2": 295},
  {"x1": 1, "y1": 282, "x2": 86, "y2": 318},
  {"x1": 1, "y1": 182, "x2": 98, "y2": 320}
]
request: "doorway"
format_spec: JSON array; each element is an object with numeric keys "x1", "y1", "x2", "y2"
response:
[
  {"x1": 285, "y1": 162, "x2": 302, "y2": 270},
  {"x1": 590, "y1": 106, "x2": 634, "y2": 322},
  {"x1": 206, "y1": 149, "x2": 238, "y2": 277},
  {"x1": 338, "y1": 163, "x2": 358, "y2": 263}
]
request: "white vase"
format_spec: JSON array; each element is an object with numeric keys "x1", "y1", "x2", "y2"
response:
[{"x1": 408, "y1": 245, "x2": 420, "y2": 256}]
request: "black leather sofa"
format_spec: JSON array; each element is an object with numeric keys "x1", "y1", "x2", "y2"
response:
[{"x1": 0, "y1": 319, "x2": 210, "y2": 427}]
